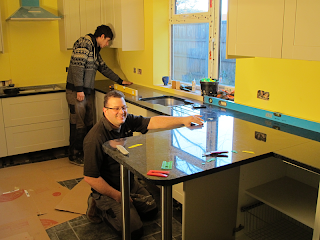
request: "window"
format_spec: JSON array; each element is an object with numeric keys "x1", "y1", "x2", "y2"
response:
[{"x1": 170, "y1": 0, "x2": 236, "y2": 88}]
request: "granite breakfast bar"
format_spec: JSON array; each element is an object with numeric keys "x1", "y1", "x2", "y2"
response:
[{"x1": 101, "y1": 106, "x2": 320, "y2": 240}]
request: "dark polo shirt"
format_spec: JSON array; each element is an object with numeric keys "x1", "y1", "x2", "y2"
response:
[{"x1": 83, "y1": 114, "x2": 150, "y2": 192}]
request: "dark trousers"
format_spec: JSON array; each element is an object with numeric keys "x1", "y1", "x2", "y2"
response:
[
  {"x1": 66, "y1": 89, "x2": 95, "y2": 158},
  {"x1": 92, "y1": 179, "x2": 158, "y2": 239}
]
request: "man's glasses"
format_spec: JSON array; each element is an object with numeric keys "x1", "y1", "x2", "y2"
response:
[{"x1": 104, "y1": 106, "x2": 128, "y2": 112}]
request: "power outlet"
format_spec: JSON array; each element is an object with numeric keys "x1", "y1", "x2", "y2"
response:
[
  {"x1": 66, "y1": 67, "x2": 68, "y2": 72},
  {"x1": 137, "y1": 69, "x2": 142, "y2": 74},
  {"x1": 133, "y1": 67, "x2": 136, "y2": 73}
]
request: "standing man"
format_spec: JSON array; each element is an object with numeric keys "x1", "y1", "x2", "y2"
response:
[
  {"x1": 66, "y1": 25, "x2": 132, "y2": 166},
  {"x1": 83, "y1": 90, "x2": 204, "y2": 239}
]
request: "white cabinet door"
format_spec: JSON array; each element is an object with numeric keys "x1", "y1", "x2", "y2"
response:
[
  {"x1": 0, "y1": 99, "x2": 8, "y2": 157},
  {"x1": 227, "y1": 0, "x2": 285, "y2": 58},
  {"x1": 95, "y1": 91, "x2": 105, "y2": 122},
  {"x1": 2, "y1": 93, "x2": 69, "y2": 156},
  {"x1": 2, "y1": 93, "x2": 69, "y2": 127},
  {"x1": 5, "y1": 119, "x2": 69, "y2": 156},
  {"x1": 101, "y1": 0, "x2": 144, "y2": 51},
  {"x1": 282, "y1": 0, "x2": 320, "y2": 61},
  {"x1": 58, "y1": 0, "x2": 102, "y2": 50},
  {"x1": 58, "y1": 0, "x2": 81, "y2": 50},
  {"x1": 80, "y1": 0, "x2": 102, "y2": 36}
]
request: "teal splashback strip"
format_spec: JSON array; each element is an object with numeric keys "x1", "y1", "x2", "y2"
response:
[{"x1": 204, "y1": 96, "x2": 320, "y2": 133}]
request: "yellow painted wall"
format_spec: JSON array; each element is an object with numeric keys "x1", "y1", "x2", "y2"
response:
[
  {"x1": 235, "y1": 57, "x2": 319, "y2": 123},
  {"x1": 0, "y1": 0, "x2": 116, "y2": 87},
  {"x1": 0, "y1": 0, "x2": 318, "y2": 124}
]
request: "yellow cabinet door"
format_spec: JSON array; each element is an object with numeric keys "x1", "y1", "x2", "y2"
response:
[
  {"x1": 227, "y1": 0, "x2": 285, "y2": 58},
  {"x1": 282, "y1": 0, "x2": 320, "y2": 61}
]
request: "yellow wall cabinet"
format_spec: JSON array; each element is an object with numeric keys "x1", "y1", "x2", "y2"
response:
[
  {"x1": 0, "y1": 99, "x2": 8, "y2": 157},
  {"x1": 101, "y1": 0, "x2": 144, "y2": 51},
  {"x1": 228, "y1": 0, "x2": 320, "y2": 61},
  {"x1": 58, "y1": 0, "x2": 102, "y2": 50},
  {"x1": 2, "y1": 93, "x2": 69, "y2": 156}
]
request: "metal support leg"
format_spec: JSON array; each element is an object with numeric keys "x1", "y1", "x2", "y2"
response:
[
  {"x1": 161, "y1": 185, "x2": 173, "y2": 240},
  {"x1": 120, "y1": 165, "x2": 131, "y2": 240}
]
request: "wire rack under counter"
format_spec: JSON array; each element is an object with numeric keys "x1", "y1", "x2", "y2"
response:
[{"x1": 237, "y1": 202, "x2": 313, "y2": 240}]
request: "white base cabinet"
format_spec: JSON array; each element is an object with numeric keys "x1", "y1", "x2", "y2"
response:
[
  {"x1": 1, "y1": 93, "x2": 69, "y2": 156},
  {"x1": 235, "y1": 157, "x2": 320, "y2": 239},
  {"x1": 95, "y1": 91, "x2": 105, "y2": 122},
  {"x1": 0, "y1": 99, "x2": 7, "y2": 157}
]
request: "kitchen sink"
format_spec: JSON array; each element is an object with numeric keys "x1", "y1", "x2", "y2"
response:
[
  {"x1": 19, "y1": 84, "x2": 62, "y2": 92},
  {"x1": 1, "y1": 84, "x2": 62, "y2": 95},
  {"x1": 139, "y1": 95, "x2": 193, "y2": 106}
]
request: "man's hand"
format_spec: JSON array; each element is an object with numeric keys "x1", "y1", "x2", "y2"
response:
[
  {"x1": 77, "y1": 91, "x2": 85, "y2": 101},
  {"x1": 112, "y1": 191, "x2": 122, "y2": 203},
  {"x1": 122, "y1": 80, "x2": 133, "y2": 85},
  {"x1": 182, "y1": 115, "x2": 204, "y2": 127},
  {"x1": 148, "y1": 115, "x2": 204, "y2": 130},
  {"x1": 112, "y1": 190, "x2": 133, "y2": 203}
]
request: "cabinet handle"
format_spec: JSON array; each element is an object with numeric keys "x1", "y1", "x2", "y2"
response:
[{"x1": 282, "y1": 161, "x2": 320, "y2": 176}]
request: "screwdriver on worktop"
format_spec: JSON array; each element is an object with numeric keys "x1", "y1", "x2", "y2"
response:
[{"x1": 202, "y1": 150, "x2": 229, "y2": 157}]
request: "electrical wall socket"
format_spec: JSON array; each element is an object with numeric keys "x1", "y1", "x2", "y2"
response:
[
  {"x1": 133, "y1": 67, "x2": 136, "y2": 73},
  {"x1": 137, "y1": 69, "x2": 142, "y2": 74}
]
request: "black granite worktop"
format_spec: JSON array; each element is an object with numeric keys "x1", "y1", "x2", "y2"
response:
[
  {"x1": 93, "y1": 80, "x2": 320, "y2": 185},
  {"x1": 2, "y1": 79, "x2": 319, "y2": 182}
]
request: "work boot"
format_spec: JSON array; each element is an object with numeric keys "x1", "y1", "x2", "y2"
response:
[
  {"x1": 86, "y1": 195, "x2": 103, "y2": 223},
  {"x1": 69, "y1": 152, "x2": 84, "y2": 167}
]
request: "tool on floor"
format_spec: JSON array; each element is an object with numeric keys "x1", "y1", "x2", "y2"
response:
[
  {"x1": 161, "y1": 161, "x2": 173, "y2": 170},
  {"x1": 147, "y1": 170, "x2": 170, "y2": 177},
  {"x1": 202, "y1": 150, "x2": 229, "y2": 157}
]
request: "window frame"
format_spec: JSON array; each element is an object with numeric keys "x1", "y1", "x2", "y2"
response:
[{"x1": 169, "y1": 0, "x2": 226, "y2": 87}]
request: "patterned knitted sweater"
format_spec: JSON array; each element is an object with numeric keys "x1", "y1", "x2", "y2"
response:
[{"x1": 66, "y1": 34, "x2": 122, "y2": 94}]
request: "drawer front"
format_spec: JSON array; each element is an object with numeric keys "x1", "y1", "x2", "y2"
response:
[
  {"x1": 0, "y1": 99, "x2": 8, "y2": 157},
  {"x1": 6, "y1": 119, "x2": 69, "y2": 156},
  {"x1": 2, "y1": 92, "x2": 68, "y2": 127}
]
